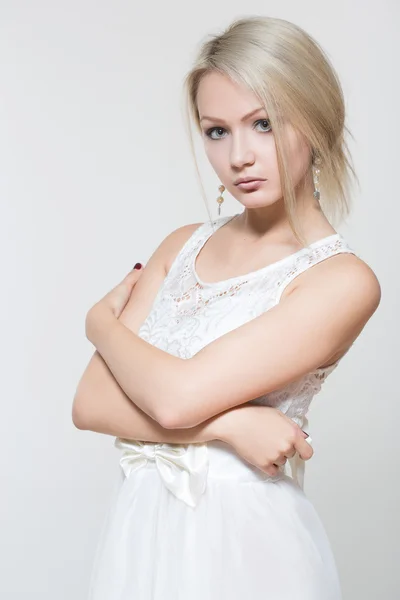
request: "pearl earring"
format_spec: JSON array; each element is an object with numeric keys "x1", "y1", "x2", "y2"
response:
[
  {"x1": 312, "y1": 151, "x2": 322, "y2": 201},
  {"x1": 216, "y1": 184, "x2": 225, "y2": 216}
]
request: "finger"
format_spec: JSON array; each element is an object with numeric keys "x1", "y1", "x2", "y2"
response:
[
  {"x1": 120, "y1": 276, "x2": 138, "y2": 292},
  {"x1": 294, "y1": 435, "x2": 314, "y2": 461},
  {"x1": 283, "y1": 446, "x2": 297, "y2": 459},
  {"x1": 273, "y1": 456, "x2": 288, "y2": 467},
  {"x1": 124, "y1": 268, "x2": 143, "y2": 284},
  {"x1": 264, "y1": 464, "x2": 281, "y2": 477}
]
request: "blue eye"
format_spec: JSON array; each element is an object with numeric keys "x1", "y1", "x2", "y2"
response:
[
  {"x1": 255, "y1": 119, "x2": 272, "y2": 133},
  {"x1": 205, "y1": 119, "x2": 272, "y2": 140},
  {"x1": 205, "y1": 126, "x2": 226, "y2": 140}
]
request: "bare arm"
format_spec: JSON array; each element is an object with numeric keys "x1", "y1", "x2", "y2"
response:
[
  {"x1": 73, "y1": 352, "x2": 230, "y2": 444},
  {"x1": 73, "y1": 221, "x2": 222, "y2": 442},
  {"x1": 86, "y1": 254, "x2": 381, "y2": 429},
  {"x1": 71, "y1": 220, "x2": 313, "y2": 476}
]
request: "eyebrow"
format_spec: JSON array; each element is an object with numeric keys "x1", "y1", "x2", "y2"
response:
[{"x1": 199, "y1": 106, "x2": 266, "y2": 124}]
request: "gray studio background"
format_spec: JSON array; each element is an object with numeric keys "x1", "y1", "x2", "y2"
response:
[{"x1": 1, "y1": 1, "x2": 398, "y2": 598}]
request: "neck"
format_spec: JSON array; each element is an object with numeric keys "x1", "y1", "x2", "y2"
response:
[{"x1": 234, "y1": 175, "x2": 330, "y2": 246}]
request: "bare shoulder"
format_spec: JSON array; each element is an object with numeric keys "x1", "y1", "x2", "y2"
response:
[{"x1": 295, "y1": 252, "x2": 382, "y2": 320}]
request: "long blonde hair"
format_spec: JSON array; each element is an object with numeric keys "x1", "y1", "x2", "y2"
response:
[{"x1": 182, "y1": 16, "x2": 358, "y2": 245}]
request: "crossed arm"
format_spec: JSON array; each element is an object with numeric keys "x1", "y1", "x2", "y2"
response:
[
  {"x1": 74, "y1": 230, "x2": 380, "y2": 433},
  {"x1": 72, "y1": 347, "x2": 234, "y2": 444},
  {"x1": 72, "y1": 222, "x2": 237, "y2": 443}
]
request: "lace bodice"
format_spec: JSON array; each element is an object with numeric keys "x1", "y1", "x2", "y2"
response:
[
  {"x1": 137, "y1": 214, "x2": 356, "y2": 423},
  {"x1": 115, "y1": 214, "x2": 358, "y2": 505}
]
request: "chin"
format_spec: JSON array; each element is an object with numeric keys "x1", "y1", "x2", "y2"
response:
[{"x1": 237, "y1": 194, "x2": 282, "y2": 208}]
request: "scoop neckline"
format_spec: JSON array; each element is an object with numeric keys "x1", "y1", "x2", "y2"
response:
[{"x1": 191, "y1": 213, "x2": 342, "y2": 288}]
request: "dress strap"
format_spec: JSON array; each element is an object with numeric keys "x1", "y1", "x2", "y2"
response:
[
  {"x1": 165, "y1": 216, "x2": 234, "y2": 283},
  {"x1": 275, "y1": 234, "x2": 358, "y2": 305},
  {"x1": 165, "y1": 220, "x2": 210, "y2": 281}
]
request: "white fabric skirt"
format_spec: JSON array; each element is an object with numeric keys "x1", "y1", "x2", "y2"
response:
[{"x1": 87, "y1": 439, "x2": 342, "y2": 599}]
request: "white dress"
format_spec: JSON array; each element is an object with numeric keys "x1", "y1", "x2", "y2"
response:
[{"x1": 88, "y1": 213, "x2": 357, "y2": 599}]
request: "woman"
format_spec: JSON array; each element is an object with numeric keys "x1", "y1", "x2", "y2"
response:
[{"x1": 73, "y1": 16, "x2": 381, "y2": 599}]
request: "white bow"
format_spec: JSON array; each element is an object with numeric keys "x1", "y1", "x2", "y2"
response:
[{"x1": 114, "y1": 438, "x2": 209, "y2": 508}]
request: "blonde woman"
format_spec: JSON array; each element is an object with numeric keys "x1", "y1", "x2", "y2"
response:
[{"x1": 73, "y1": 16, "x2": 381, "y2": 599}]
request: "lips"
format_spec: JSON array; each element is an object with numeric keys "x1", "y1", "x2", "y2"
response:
[
  {"x1": 236, "y1": 180, "x2": 265, "y2": 191},
  {"x1": 234, "y1": 177, "x2": 266, "y2": 185}
]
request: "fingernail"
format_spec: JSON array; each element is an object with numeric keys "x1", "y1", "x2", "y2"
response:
[
  {"x1": 133, "y1": 263, "x2": 142, "y2": 270},
  {"x1": 302, "y1": 430, "x2": 309, "y2": 438}
]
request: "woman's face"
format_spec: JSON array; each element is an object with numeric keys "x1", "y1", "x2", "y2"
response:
[{"x1": 197, "y1": 71, "x2": 313, "y2": 209}]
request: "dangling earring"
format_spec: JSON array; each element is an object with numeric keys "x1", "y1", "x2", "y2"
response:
[
  {"x1": 216, "y1": 184, "x2": 225, "y2": 216},
  {"x1": 312, "y1": 151, "x2": 322, "y2": 201}
]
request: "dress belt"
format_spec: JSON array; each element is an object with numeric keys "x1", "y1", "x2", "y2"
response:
[{"x1": 114, "y1": 414, "x2": 313, "y2": 508}]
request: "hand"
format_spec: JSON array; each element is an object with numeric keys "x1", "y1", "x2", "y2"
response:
[
  {"x1": 88, "y1": 264, "x2": 144, "y2": 320},
  {"x1": 216, "y1": 404, "x2": 313, "y2": 477},
  {"x1": 85, "y1": 264, "x2": 144, "y2": 343}
]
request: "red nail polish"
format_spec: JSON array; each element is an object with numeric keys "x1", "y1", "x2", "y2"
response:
[{"x1": 133, "y1": 263, "x2": 142, "y2": 270}]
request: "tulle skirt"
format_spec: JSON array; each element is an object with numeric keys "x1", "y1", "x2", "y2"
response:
[{"x1": 87, "y1": 439, "x2": 342, "y2": 599}]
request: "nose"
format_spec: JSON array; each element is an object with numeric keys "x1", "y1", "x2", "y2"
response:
[{"x1": 230, "y1": 131, "x2": 255, "y2": 170}]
